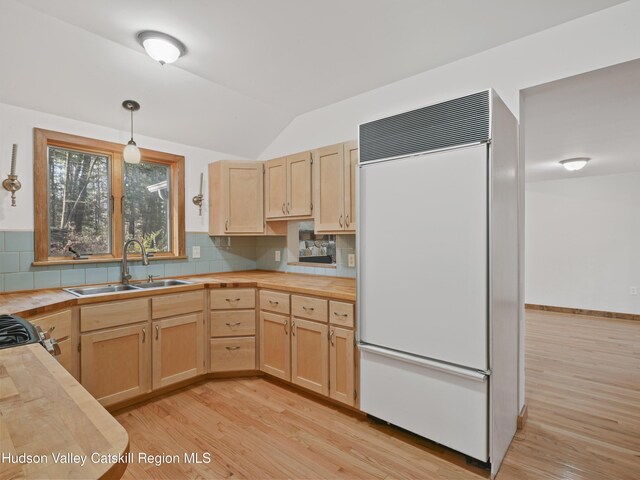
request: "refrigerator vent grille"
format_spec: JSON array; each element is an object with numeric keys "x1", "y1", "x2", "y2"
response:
[{"x1": 359, "y1": 90, "x2": 490, "y2": 163}]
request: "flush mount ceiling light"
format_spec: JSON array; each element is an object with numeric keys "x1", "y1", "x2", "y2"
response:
[
  {"x1": 137, "y1": 31, "x2": 186, "y2": 65},
  {"x1": 559, "y1": 157, "x2": 590, "y2": 171},
  {"x1": 122, "y1": 100, "x2": 141, "y2": 164}
]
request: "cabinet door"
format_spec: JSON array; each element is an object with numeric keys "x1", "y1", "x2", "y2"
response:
[
  {"x1": 223, "y1": 161, "x2": 264, "y2": 233},
  {"x1": 329, "y1": 326, "x2": 355, "y2": 406},
  {"x1": 291, "y1": 318, "x2": 329, "y2": 395},
  {"x1": 343, "y1": 141, "x2": 358, "y2": 233},
  {"x1": 81, "y1": 323, "x2": 151, "y2": 407},
  {"x1": 286, "y1": 151, "x2": 312, "y2": 217},
  {"x1": 265, "y1": 157, "x2": 287, "y2": 219},
  {"x1": 259, "y1": 311, "x2": 290, "y2": 380},
  {"x1": 314, "y1": 144, "x2": 345, "y2": 232},
  {"x1": 29, "y1": 309, "x2": 78, "y2": 379},
  {"x1": 152, "y1": 313, "x2": 204, "y2": 390}
]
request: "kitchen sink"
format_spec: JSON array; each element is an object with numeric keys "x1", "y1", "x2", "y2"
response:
[
  {"x1": 133, "y1": 279, "x2": 193, "y2": 289},
  {"x1": 64, "y1": 284, "x2": 142, "y2": 296},
  {"x1": 64, "y1": 279, "x2": 193, "y2": 297}
]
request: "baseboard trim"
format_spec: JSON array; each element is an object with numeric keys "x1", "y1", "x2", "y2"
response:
[
  {"x1": 525, "y1": 304, "x2": 639, "y2": 322},
  {"x1": 517, "y1": 403, "x2": 528, "y2": 430}
]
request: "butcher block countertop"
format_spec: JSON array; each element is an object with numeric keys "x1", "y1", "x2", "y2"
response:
[
  {"x1": 0, "y1": 344, "x2": 129, "y2": 479},
  {"x1": 0, "y1": 270, "x2": 356, "y2": 317}
]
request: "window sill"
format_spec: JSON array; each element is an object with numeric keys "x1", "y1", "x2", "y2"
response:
[
  {"x1": 32, "y1": 255, "x2": 188, "y2": 267},
  {"x1": 288, "y1": 262, "x2": 337, "y2": 269}
]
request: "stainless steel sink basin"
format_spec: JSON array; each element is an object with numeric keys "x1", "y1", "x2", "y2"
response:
[
  {"x1": 64, "y1": 284, "x2": 142, "y2": 297},
  {"x1": 63, "y1": 279, "x2": 193, "y2": 297},
  {"x1": 134, "y1": 279, "x2": 193, "y2": 289}
]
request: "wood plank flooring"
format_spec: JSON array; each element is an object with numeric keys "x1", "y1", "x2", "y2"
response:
[{"x1": 115, "y1": 311, "x2": 640, "y2": 479}]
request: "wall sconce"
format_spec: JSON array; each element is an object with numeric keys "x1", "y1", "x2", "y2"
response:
[
  {"x1": 192, "y1": 172, "x2": 204, "y2": 216},
  {"x1": 2, "y1": 144, "x2": 21, "y2": 207}
]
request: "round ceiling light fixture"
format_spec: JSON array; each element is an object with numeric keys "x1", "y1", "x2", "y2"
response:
[
  {"x1": 137, "y1": 31, "x2": 186, "y2": 65},
  {"x1": 559, "y1": 157, "x2": 590, "y2": 171}
]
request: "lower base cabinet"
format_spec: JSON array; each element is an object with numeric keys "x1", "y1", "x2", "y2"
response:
[
  {"x1": 259, "y1": 311, "x2": 290, "y2": 380},
  {"x1": 152, "y1": 313, "x2": 204, "y2": 389},
  {"x1": 210, "y1": 337, "x2": 256, "y2": 372},
  {"x1": 80, "y1": 323, "x2": 151, "y2": 407},
  {"x1": 329, "y1": 327, "x2": 355, "y2": 406},
  {"x1": 291, "y1": 318, "x2": 328, "y2": 395}
]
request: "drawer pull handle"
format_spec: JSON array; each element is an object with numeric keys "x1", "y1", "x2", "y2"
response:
[
  {"x1": 225, "y1": 322, "x2": 242, "y2": 327},
  {"x1": 225, "y1": 346, "x2": 241, "y2": 351},
  {"x1": 226, "y1": 298, "x2": 241, "y2": 302},
  {"x1": 333, "y1": 312, "x2": 348, "y2": 317},
  {"x1": 269, "y1": 300, "x2": 279, "y2": 305},
  {"x1": 49, "y1": 326, "x2": 56, "y2": 333},
  {"x1": 302, "y1": 306, "x2": 315, "y2": 311}
]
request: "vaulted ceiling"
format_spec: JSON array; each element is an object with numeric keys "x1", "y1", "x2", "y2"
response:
[{"x1": 0, "y1": 0, "x2": 625, "y2": 158}]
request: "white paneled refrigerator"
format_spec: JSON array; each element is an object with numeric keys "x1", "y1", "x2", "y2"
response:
[{"x1": 357, "y1": 90, "x2": 519, "y2": 477}]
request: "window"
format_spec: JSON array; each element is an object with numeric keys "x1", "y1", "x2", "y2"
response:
[
  {"x1": 34, "y1": 129, "x2": 185, "y2": 264},
  {"x1": 289, "y1": 221, "x2": 336, "y2": 266}
]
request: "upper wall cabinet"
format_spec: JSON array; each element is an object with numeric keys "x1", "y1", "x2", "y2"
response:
[
  {"x1": 209, "y1": 161, "x2": 265, "y2": 235},
  {"x1": 314, "y1": 142, "x2": 358, "y2": 233},
  {"x1": 264, "y1": 151, "x2": 312, "y2": 220}
]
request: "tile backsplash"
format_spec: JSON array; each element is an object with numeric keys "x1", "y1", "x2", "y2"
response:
[{"x1": 0, "y1": 231, "x2": 356, "y2": 292}]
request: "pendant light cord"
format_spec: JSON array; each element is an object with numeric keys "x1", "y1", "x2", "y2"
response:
[{"x1": 130, "y1": 108, "x2": 134, "y2": 142}]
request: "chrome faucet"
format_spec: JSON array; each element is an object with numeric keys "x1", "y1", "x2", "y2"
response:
[{"x1": 122, "y1": 239, "x2": 150, "y2": 285}]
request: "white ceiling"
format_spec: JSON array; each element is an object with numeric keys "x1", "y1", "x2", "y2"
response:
[
  {"x1": 0, "y1": 0, "x2": 626, "y2": 157},
  {"x1": 523, "y1": 58, "x2": 640, "y2": 183}
]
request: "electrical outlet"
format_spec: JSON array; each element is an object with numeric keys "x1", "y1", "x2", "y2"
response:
[
  {"x1": 631, "y1": 286, "x2": 638, "y2": 296},
  {"x1": 275, "y1": 250, "x2": 281, "y2": 262},
  {"x1": 348, "y1": 254, "x2": 356, "y2": 268},
  {"x1": 192, "y1": 246, "x2": 201, "y2": 259}
]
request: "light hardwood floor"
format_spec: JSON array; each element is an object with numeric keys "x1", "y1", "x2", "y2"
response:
[{"x1": 115, "y1": 311, "x2": 640, "y2": 479}]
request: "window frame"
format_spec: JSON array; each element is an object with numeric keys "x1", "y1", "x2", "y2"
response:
[{"x1": 34, "y1": 128, "x2": 186, "y2": 265}]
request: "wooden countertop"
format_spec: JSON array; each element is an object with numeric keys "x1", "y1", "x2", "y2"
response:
[
  {"x1": 0, "y1": 344, "x2": 129, "y2": 479},
  {"x1": 0, "y1": 270, "x2": 356, "y2": 317}
]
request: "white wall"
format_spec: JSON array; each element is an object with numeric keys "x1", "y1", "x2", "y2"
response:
[
  {"x1": 526, "y1": 173, "x2": 640, "y2": 314},
  {"x1": 0, "y1": 102, "x2": 244, "y2": 232},
  {"x1": 259, "y1": 1, "x2": 640, "y2": 159}
]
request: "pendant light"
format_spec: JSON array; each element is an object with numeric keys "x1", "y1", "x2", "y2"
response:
[{"x1": 122, "y1": 100, "x2": 141, "y2": 164}]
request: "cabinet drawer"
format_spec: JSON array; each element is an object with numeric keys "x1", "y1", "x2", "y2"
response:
[
  {"x1": 259, "y1": 290, "x2": 290, "y2": 315},
  {"x1": 152, "y1": 290, "x2": 204, "y2": 319},
  {"x1": 329, "y1": 301, "x2": 354, "y2": 328},
  {"x1": 29, "y1": 309, "x2": 72, "y2": 339},
  {"x1": 291, "y1": 295, "x2": 328, "y2": 322},
  {"x1": 81, "y1": 298, "x2": 149, "y2": 332},
  {"x1": 210, "y1": 310, "x2": 256, "y2": 337},
  {"x1": 210, "y1": 337, "x2": 256, "y2": 372},
  {"x1": 210, "y1": 288, "x2": 255, "y2": 310}
]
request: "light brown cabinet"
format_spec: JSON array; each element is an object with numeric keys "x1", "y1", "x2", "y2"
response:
[
  {"x1": 80, "y1": 323, "x2": 151, "y2": 407},
  {"x1": 152, "y1": 313, "x2": 204, "y2": 389},
  {"x1": 291, "y1": 317, "x2": 328, "y2": 395},
  {"x1": 314, "y1": 142, "x2": 358, "y2": 233},
  {"x1": 210, "y1": 288, "x2": 257, "y2": 373},
  {"x1": 209, "y1": 160, "x2": 264, "y2": 235},
  {"x1": 264, "y1": 151, "x2": 312, "y2": 219},
  {"x1": 259, "y1": 310, "x2": 290, "y2": 380},
  {"x1": 28, "y1": 308, "x2": 78, "y2": 379},
  {"x1": 329, "y1": 326, "x2": 355, "y2": 406},
  {"x1": 258, "y1": 290, "x2": 356, "y2": 406}
]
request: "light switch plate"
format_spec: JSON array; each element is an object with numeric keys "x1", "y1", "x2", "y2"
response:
[
  {"x1": 631, "y1": 286, "x2": 638, "y2": 296},
  {"x1": 348, "y1": 254, "x2": 356, "y2": 268},
  {"x1": 275, "y1": 250, "x2": 281, "y2": 262},
  {"x1": 192, "y1": 246, "x2": 201, "y2": 259}
]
